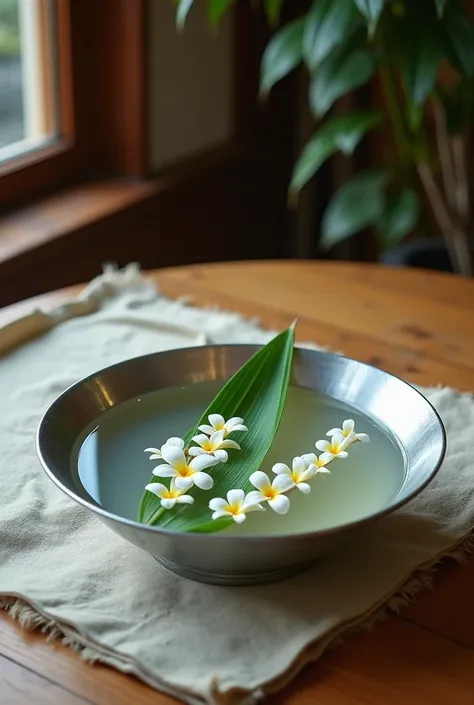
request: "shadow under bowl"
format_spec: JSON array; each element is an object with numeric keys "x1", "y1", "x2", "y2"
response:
[{"x1": 36, "y1": 345, "x2": 446, "y2": 586}]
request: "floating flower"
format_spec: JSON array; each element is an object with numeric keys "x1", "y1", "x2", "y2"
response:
[
  {"x1": 302, "y1": 452, "x2": 333, "y2": 473},
  {"x1": 315, "y1": 433, "x2": 349, "y2": 460},
  {"x1": 152, "y1": 446, "x2": 219, "y2": 491},
  {"x1": 198, "y1": 414, "x2": 248, "y2": 438},
  {"x1": 209, "y1": 489, "x2": 265, "y2": 524},
  {"x1": 272, "y1": 456, "x2": 319, "y2": 494},
  {"x1": 326, "y1": 419, "x2": 370, "y2": 446},
  {"x1": 145, "y1": 480, "x2": 194, "y2": 509},
  {"x1": 188, "y1": 430, "x2": 241, "y2": 463},
  {"x1": 247, "y1": 471, "x2": 293, "y2": 514},
  {"x1": 144, "y1": 437, "x2": 184, "y2": 460}
]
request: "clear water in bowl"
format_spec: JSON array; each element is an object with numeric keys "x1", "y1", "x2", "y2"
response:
[{"x1": 72, "y1": 382, "x2": 406, "y2": 535}]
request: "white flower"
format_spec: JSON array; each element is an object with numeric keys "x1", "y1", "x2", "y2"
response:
[
  {"x1": 198, "y1": 414, "x2": 248, "y2": 438},
  {"x1": 302, "y1": 452, "x2": 333, "y2": 473},
  {"x1": 209, "y1": 489, "x2": 265, "y2": 524},
  {"x1": 326, "y1": 419, "x2": 370, "y2": 446},
  {"x1": 246, "y1": 471, "x2": 293, "y2": 514},
  {"x1": 188, "y1": 430, "x2": 240, "y2": 463},
  {"x1": 272, "y1": 453, "x2": 329, "y2": 494},
  {"x1": 145, "y1": 480, "x2": 194, "y2": 509},
  {"x1": 144, "y1": 437, "x2": 184, "y2": 460},
  {"x1": 315, "y1": 433, "x2": 349, "y2": 460},
  {"x1": 152, "y1": 445, "x2": 219, "y2": 491}
]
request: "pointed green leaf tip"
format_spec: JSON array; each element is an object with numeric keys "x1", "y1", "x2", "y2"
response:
[{"x1": 138, "y1": 324, "x2": 296, "y2": 533}]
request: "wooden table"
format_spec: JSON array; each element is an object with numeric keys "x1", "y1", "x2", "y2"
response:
[{"x1": 2, "y1": 260, "x2": 474, "y2": 705}]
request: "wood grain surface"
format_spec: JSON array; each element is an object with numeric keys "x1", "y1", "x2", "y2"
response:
[{"x1": 1, "y1": 261, "x2": 473, "y2": 704}]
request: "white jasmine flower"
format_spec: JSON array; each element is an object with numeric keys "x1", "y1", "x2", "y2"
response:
[
  {"x1": 152, "y1": 445, "x2": 219, "y2": 491},
  {"x1": 198, "y1": 414, "x2": 248, "y2": 438},
  {"x1": 272, "y1": 456, "x2": 319, "y2": 494},
  {"x1": 326, "y1": 419, "x2": 370, "y2": 445},
  {"x1": 209, "y1": 489, "x2": 265, "y2": 524},
  {"x1": 302, "y1": 452, "x2": 333, "y2": 473},
  {"x1": 315, "y1": 433, "x2": 349, "y2": 460},
  {"x1": 144, "y1": 437, "x2": 184, "y2": 460},
  {"x1": 188, "y1": 430, "x2": 240, "y2": 463},
  {"x1": 247, "y1": 471, "x2": 293, "y2": 514},
  {"x1": 145, "y1": 480, "x2": 194, "y2": 509}
]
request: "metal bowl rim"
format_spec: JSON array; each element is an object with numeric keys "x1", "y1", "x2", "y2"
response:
[{"x1": 36, "y1": 344, "x2": 447, "y2": 543}]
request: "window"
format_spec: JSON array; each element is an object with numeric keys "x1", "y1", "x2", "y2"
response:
[{"x1": 0, "y1": 0, "x2": 58, "y2": 164}]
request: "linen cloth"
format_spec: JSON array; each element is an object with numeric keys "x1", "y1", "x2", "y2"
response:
[{"x1": 0, "y1": 265, "x2": 473, "y2": 705}]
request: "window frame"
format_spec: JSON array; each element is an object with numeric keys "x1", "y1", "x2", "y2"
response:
[{"x1": 0, "y1": 0, "x2": 147, "y2": 212}]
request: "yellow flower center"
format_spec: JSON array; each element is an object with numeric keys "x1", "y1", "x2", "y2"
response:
[
  {"x1": 177, "y1": 463, "x2": 193, "y2": 478},
  {"x1": 228, "y1": 502, "x2": 241, "y2": 515},
  {"x1": 215, "y1": 423, "x2": 224, "y2": 431},
  {"x1": 264, "y1": 487, "x2": 277, "y2": 500}
]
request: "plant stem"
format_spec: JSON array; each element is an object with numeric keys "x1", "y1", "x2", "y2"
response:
[
  {"x1": 433, "y1": 101, "x2": 458, "y2": 215},
  {"x1": 378, "y1": 61, "x2": 410, "y2": 164},
  {"x1": 147, "y1": 506, "x2": 165, "y2": 525},
  {"x1": 452, "y1": 135, "x2": 470, "y2": 224}
]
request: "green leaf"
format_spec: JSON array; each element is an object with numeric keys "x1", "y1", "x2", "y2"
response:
[
  {"x1": 401, "y1": 31, "x2": 439, "y2": 105},
  {"x1": 207, "y1": 0, "x2": 234, "y2": 25},
  {"x1": 139, "y1": 325, "x2": 295, "y2": 532},
  {"x1": 303, "y1": 0, "x2": 358, "y2": 71},
  {"x1": 309, "y1": 45, "x2": 376, "y2": 117},
  {"x1": 176, "y1": 0, "x2": 195, "y2": 29},
  {"x1": 435, "y1": 0, "x2": 448, "y2": 17},
  {"x1": 289, "y1": 110, "x2": 381, "y2": 195},
  {"x1": 260, "y1": 17, "x2": 305, "y2": 95},
  {"x1": 353, "y1": 0, "x2": 385, "y2": 33},
  {"x1": 377, "y1": 188, "x2": 420, "y2": 247},
  {"x1": 264, "y1": 0, "x2": 284, "y2": 25},
  {"x1": 443, "y1": 0, "x2": 474, "y2": 76},
  {"x1": 320, "y1": 168, "x2": 390, "y2": 249}
]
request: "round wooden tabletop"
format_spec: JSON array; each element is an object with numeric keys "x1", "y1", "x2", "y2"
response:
[{"x1": 2, "y1": 260, "x2": 474, "y2": 705}]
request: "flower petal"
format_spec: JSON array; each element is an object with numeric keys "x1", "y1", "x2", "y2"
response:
[
  {"x1": 227, "y1": 424, "x2": 248, "y2": 433},
  {"x1": 318, "y1": 452, "x2": 333, "y2": 465},
  {"x1": 315, "y1": 440, "x2": 331, "y2": 452},
  {"x1": 244, "y1": 490, "x2": 266, "y2": 505},
  {"x1": 165, "y1": 437, "x2": 185, "y2": 449},
  {"x1": 188, "y1": 446, "x2": 206, "y2": 457},
  {"x1": 191, "y1": 433, "x2": 211, "y2": 448},
  {"x1": 209, "y1": 430, "x2": 225, "y2": 446},
  {"x1": 272, "y1": 474, "x2": 294, "y2": 493},
  {"x1": 269, "y1": 495, "x2": 290, "y2": 514},
  {"x1": 145, "y1": 483, "x2": 166, "y2": 496},
  {"x1": 356, "y1": 433, "x2": 370, "y2": 443},
  {"x1": 189, "y1": 453, "x2": 220, "y2": 471},
  {"x1": 161, "y1": 446, "x2": 187, "y2": 468},
  {"x1": 209, "y1": 497, "x2": 228, "y2": 511},
  {"x1": 326, "y1": 428, "x2": 341, "y2": 437},
  {"x1": 301, "y1": 465, "x2": 318, "y2": 481},
  {"x1": 176, "y1": 495, "x2": 194, "y2": 505},
  {"x1": 192, "y1": 472, "x2": 214, "y2": 490},
  {"x1": 212, "y1": 509, "x2": 231, "y2": 520},
  {"x1": 219, "y1": 439, "x2": 241, "y2": 450},
  {"x1": 301, "y1": 453, "x2": 317, "y2": 465},
  {"x1": 144, "y1": 447, "x2": 161, "y2": 454},
  {"x1": 296, "y1": 482, "x2": 311, "y2": 494},
  {"x1": 243, "y1": 499, "x2": 266, "y2": 512},
  {"x1": 209, "y1": 413, "x2": 225, "y2": 429},
  {"x1": 272, "y1": 462, "x2": 291, "y2": 476},
  {"x1": 198, "y1": 424, "x2": 215, "y2": 436},
  {"x1": 343, "y1": 419, "x2": 355, "y2": 435},
  {"x1": 213, "y1": 449, "x2": 229, "y2": 463},
  {"x1": 225, "y1": 417, "x2": 245, "y2": 429},
  {"x1": 317, "y1": 467, "x2": 331, "y2": 475},
  {"x1": 227, "y1": 488, "x2": 245, "y2": 506},
  {"x1": 249, "y1": 470, "x2": 271, "y2": 491},
  {"x1": 292, "y1": 456, "x2": 306, "y2": 474},
  {"x1": 336, "y1": 451, "x2": 349, "y2": 459},
  {"x1": 152, "y1": 464, "x2": 176, "y2": 478},
  {"x1": 174, "y1": 476, "x2": 193, "y2": 490},
  {"x1": 160, "y1": 498, "x2": 176, "y2": 509},
  {"x1": 232, "y1": 513, "x2": 247, "y2": 524}
]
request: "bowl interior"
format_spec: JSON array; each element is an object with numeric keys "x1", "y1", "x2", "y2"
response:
[{"x1": 37, "y1": 345, "x2": 446, "y2": 537}]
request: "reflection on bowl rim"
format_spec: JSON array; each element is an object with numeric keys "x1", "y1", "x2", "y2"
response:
[{"x1": 36, "y1": 346, "x2": 447, "y2": 543}]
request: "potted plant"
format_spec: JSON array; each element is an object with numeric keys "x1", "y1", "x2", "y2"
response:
[{"x1": 176, "y1": 0, "x2": 474, "y2": 275}]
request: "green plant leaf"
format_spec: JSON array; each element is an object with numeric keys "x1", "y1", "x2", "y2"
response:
[
  {"x1": 400, "y1": 29, "x2": 439, "y2": 105},
  {"x1": 309, "y1": 45, "x2": 376, "y2": 117},
  {"x1": 264, "y1": 0, "x2": 284, "y2": 25},
  {"x1": 176, "y1": 0, "x2": 195, "y2": 29},
  {"x1": 303, "y1": 0, "x2": 358, "y2": 71},
  {"x1": 320, "y1": 168, "x2": 390, "y2": 249},
  {"x1": 443, "y1": 0, "x2": 474, "y2": 76},
  {"x1": 260, "y1": 17, "x2": 305, "y2": 95},
  {"x1": 207, "y1": 0, "x2": 235, "y2": 25},
  {"x1": 138, "y1": 325, "x2": 295, "y2": 532},
  {"x1": 353, "y1": 0, "x2": 385, "y2": 33},
  {"x1": 377, "y1": 188, "x2": 420, "y2": 247},
  {"x1": 289, "y1": 110, "x2": 381, "y2": 195}
]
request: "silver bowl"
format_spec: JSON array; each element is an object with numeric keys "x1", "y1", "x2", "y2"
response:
[{"x1": 36, "y1": 346, "x2": 446, "y2": 586}]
